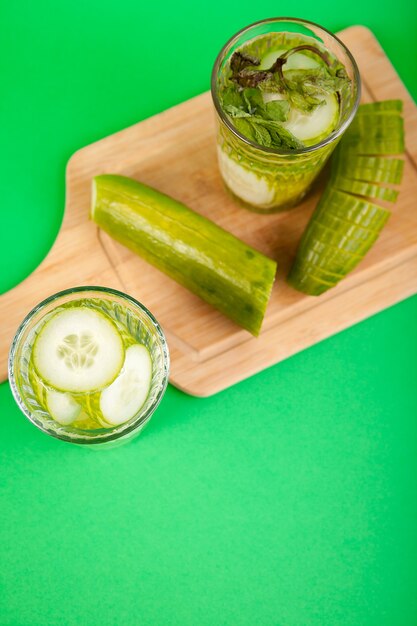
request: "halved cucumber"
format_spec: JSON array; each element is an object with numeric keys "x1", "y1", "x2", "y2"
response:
[
  {"x1": 91, "y1": 175, "x2": 277, "y2": 336},
  {"x1": 33, "y1": 307, "x2": 124, "y2": 393},
  {"x1": 99, "y1": 344, "x2": 152, "y2": 426}
]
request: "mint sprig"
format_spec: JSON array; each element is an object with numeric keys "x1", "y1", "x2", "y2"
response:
[
  {"x1": 218, "y1": 43, "x2": 350, "y2": 149},
  {"x1": 220, "y1": 81, "x2": 302, "y2": 149},
  {"x1": 230, "y1": 47, "x2": 348, "y2": 113}
]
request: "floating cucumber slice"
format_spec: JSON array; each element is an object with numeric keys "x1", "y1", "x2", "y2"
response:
[
  {"x1": 283, "y1": 93, "x2": 339, "y2": 145},
  {"x1": 71, "y1": 410, "x2": 101, "y2": 430},
  {"x1": 33, "y1": 307, "x2": 124, "y2": 393},
  {"x1": 217, "y1": 147, "x2": 275, "y2": 207},
  {"x1": 28, "y1": 362, "x2": 47, "y2": 407},
  {"x1": 46, "y1": 390, "x2": 82, "y2": 425},
  {"x1": 100, "y1": 344, "x2": 152, "y2": 426},
  {"x1": 263, "y1": 92, "x2": 338, "y2": 145}
]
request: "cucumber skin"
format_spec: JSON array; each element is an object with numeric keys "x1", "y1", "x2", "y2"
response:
[
  {"x1": 288, "y1": 188, "x2": 390, "y2": 295},
  {"x1": 356, "y1": 100, "x2": 403, "y2": 114},
  {"x1": 288, "y1": 99, "x2": 405, "y2": 296},
  {"x1": 92, "y1": 175, "x2": 277, "y2": 336}
]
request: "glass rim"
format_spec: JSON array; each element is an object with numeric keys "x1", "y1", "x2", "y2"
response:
[
  {"x1": 8, "y1": 285, "x2": 170, "y2": 445},
  {"x1": 210, "y1": 16, "x2": 361, "y2": 156}
]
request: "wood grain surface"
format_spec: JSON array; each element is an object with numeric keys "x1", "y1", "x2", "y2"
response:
[{"x1": 1, "y1": 26, "x2": 416, "y2": 396}]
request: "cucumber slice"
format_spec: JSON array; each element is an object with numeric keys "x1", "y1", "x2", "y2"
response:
[
  {"x1": 217, "y1": 147, "x2": 275, "y2": 207},
  {"x1": 295, "y1": 262, "x2": 344, "y2": 282},
  {"x1": 71, "y1": 410, "x2": 102, "y2": 430},
  {"x1": 33, "y1": 307, "x2": 124, "y2": 393},
  {"x1": 309, "y1": 218, "x2": 381, "y2": 246},
  {"x1": 333, "y1": 176, "x2": 399, "y2": 203},
  {"x1": 342, "y1": 113, "x2": 404, "y2": 154},
  {"x1": 46, "y1": 390, "x2": 82, "y2": 425},
  {"x1": 100, "y1": 344, "x2": 152, "y2": 426},
  {"x1": 283, "y1": 93, "x2": 339, "y2": 145},
  {"x1": 348, "y1": 112, "x2": 404, "y2": 133},
  {"x1": 332, "y1": 155, "x2": 404, "y2": 185},
  {"x1": 313, "y1": 189, "x2": 390, "y2": 230},
  {"x1": 288, "y1": 266, "x2": 335, "y2": 296}
]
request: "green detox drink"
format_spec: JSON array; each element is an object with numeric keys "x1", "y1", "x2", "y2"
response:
[
  {"x1": 211, "y1": 18, "x2": 361, "y2": 212},
  {"x1": 9, "y1": 287, "x2": 169, "y2": 446}
]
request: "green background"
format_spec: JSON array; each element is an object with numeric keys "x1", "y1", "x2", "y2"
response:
[{"x1": 1, "y1": 1, "x2": 416, "y2": 624}]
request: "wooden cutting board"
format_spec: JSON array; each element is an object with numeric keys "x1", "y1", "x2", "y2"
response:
[{"x1": 1, "y1": 26, "x2": 416, "y2": 396}]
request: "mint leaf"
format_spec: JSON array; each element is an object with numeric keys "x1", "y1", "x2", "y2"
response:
[
  {"x1": 228, "y1": 43, "x2": 350, "y2": 115},
  {"x1": 230, "y1": 51, "x2": 260, "y2": 75},
  {"x1": 243, "y1": 88, "x2": 264, "y2": 114},
  {"x1": 231, "y1": 68, "x2": 274, "y2": 89},
  {"x1": 248, "y1": 116, "x2": 305, "y2": 149},
  {"x1": 232, "y1": 117, "x2": 257, "y2": 142},
  {"x1": 251, "y1": 123, "x2": 272, "y2": 147},
  {"x1": 268, "y1": 125, "x2": 305, "y2": 150},
  {"x1": 264, "y1": 100, "x2": 290, "y2": 121},
  {"x1": 232, "y1": 114, "x2": 302, "y2": 150},
  {"x1": 220, "y1": 86, "x2": 244, "y2": 109},
  {"x1": 224, "y1": 105, "x2": 251, "y2": 118}
]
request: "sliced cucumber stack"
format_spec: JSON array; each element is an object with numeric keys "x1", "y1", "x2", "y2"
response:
[
  {"x1": 100, "y1": 344, "x2": 152, "y2": 426},
  {"x1": 339, "y1": 104, "x2": 404, "y2": 155},
  {"x1": 33, "y1": 307, "x2": 124, "y2": 393},
  {"x1": 288, "y1": 100, "x2": 405, "y2": 295}
]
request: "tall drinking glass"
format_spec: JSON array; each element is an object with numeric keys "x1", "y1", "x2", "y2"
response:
[{"x1": 211, "y1": 18, "x2": 361, "y2": 212}]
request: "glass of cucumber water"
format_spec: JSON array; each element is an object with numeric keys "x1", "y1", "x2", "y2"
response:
[
  {"x1": 9, "y1": 287, "x2": 169, "y2": 447},
  {"x1": 211, "y1": 17, "x2": 361, "y2": 212}
]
